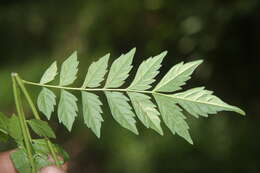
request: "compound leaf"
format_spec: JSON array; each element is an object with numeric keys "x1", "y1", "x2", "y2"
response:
[
  {"x1": 82, "y1": 54, "x2": 110, "y2": 88},
  {"x1": 82, "y1": 91, "x2": 103, "y2": 138},
  {"x1": 154, "y1": 94, "x2": 193, "y2": 144},
  {"x1": 171, "y1": 87, "x2": 245, "y2": 117},
  {"x1": 40, "y1": 61, "x2": 58, "y2": 84},
  {"x1": 59, "y1": 51, "x2": 79, "y2": 86},
  {"x1": 105, "y1": 92, "x2": 138, "y2": 134},
  {"x1": 37, "y1": 87, "x2": 56, "y2": 120},
  {"x1": 129, "y1": 51, "x2": 167, "y2": 90},
  {"x1": 105, "y1": 48, "x2": 135, "y2": 88},
  {"x1": 28, "y1": 119, "x2": 56, "y2": 138},
  {"x1": 128, "y1": 92, "x2": 163, "y2": 135},
  {"x1": 154, "y1": 60, "x2": 203, "y2": 92},
  {"x1": 10, "y1": 148, "x2": 32, "y2": 173},
  {"x1": 58, "y1": 90, "x2": 78, "y2": 131}
]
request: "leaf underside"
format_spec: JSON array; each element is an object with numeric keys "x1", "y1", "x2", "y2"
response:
[
  {"x1": 36, "y1": 48, "x2": 245, "y2": 144},
  {"x1": 58, "y1": 90, "x2": 78, "y2": 131},
  {"x1": 82, "y1": 91, "x2": 103, "y2": 138},
  {"x1": 37, "y1": 87, "x2": 56, "y2": 120}
]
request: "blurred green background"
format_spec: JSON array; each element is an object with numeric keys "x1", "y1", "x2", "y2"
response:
[{"x1": 0, "y1": 0, "x2": 259, "y2": 172}]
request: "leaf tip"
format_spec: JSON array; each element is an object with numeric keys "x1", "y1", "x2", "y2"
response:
[{"x1": 235, "y1": 107, "x2": 246, "y2": 116}]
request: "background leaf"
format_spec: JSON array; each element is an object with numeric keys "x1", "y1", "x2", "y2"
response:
[
  {"x1": 128, "y1": 92, "x2": 163, "y2": 135},
  {"x1": 105, "y1": 48, "x2": 135, "y2": 88},
  {"x1": 82, "y1": 91, "x2": 103, "y2": 138},
  {"x1": 128, "y1": 51, "x2": 167, "y2": 90},
  {"x1": 8, "y1": 115, "x2": 23, "y2": 142},
  {"x1": 40, "y1": 61, "x2": 58, "y2": 84},
  {"x1": 170, "y1": 87, "x2": 245, "y2": 117},
  {"x1": 82, "y1": 53, "x2": 109, "y2": 88},
  {"x1": 154, "y1": 60, "x2": 203, "y2": 92},
  {"x1": 59, "y1": 51, "x2": 79, "y2": 86},
  {"x1": 105, "y1": 92, "x2": 138, "y2": 134},
  {"x1": 0, "y1": 112, "x2": 9, "y2": 134},
  {"x1": 10, "y1": 148, "x2": 32, "y2": 173},
  {"x1": 0, "y1": 132, "x2": 9, "y2": 142},
  {"x1": 58, "y1": 89, "x2": 78, "y2": 131},
  {"x1": 37, "y1": 87, "x2": 56, "y2": 120},
  {"x1": 28, "y1": 119, "x2": 56, "y2": 138},
  {"x1": 154, "y1": 94, "x2": 193, "y2": 144}
]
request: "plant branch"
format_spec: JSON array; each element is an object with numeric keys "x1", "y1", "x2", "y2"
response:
[
  {"x1": 14, "y1": 74, "x2": 60, "y2": 167},
  {"x1": 12, "y1": 74, "x2": 36, "y2": 173}
]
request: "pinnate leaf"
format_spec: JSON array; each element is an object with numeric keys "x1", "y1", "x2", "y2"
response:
[
  {"x1": 82, "y1": 54, "x2": 109, "y2": 88},
  {"x1": 105, "y1": 48, "x2": 135, "y2": 88},
  {"x1": 58, "y1": 90, "x2": 78, "y2": 131},
  {"x1": 171, "y1": 87, "x2": 245, "y2": 117},
  {"x1": 37, "y1": 87, "x2": 56, "y2": 120},
  {"x1": 129, "y1": 51, "x2": 167, "y2": 90},
  {"x1": 105, "y1": 92, "x2": 138, "y2": 134},
  {"x1": 59, "y1": 51, "x2": 79, "y2": 86},
  {"x1": 28, "y1": 119, "x2": 56, "y2": 138},
  {"x1": 40, "y1": 61, "x2": 58, "y2": 84},
  {"x1": 82, "y1": 91, "x2": 103, "y2": 138},
  {"x1": 154, "y1": 94, "x2": 193, "y2": 144},
  {"x1": 128, "y1": 92, "x2": 163, "y2": 135},
  {"x1": 154, "y1": 60, "x2": 203, "y2": 92}
]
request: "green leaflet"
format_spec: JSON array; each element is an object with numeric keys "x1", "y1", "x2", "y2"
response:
[
  {"x1": 154, "y1": 60, "x2": 203, "y2": 92},
  {"x1": 129, "y1": 51, "x2": 167, "y2": 90},
  {"x1": 40, "y1": 61, "x2": 58, "y2": 84},
  {"x1": 28, "y1": 119, "x2": 56, "y2": 138},
  {"x1": 82, "y1": 54, "x2": 110, "y2": 88},
  {"x1": 105, "y1": 92, "x2": 138, "y2": 134},
  {"x1": 32, "y1": 139, "x2": 69, "y2": 163},
  {"x1": 58, "y1": 89, "x2": 78, "y2": 131},
  {"x1": 37, "y1": 87, "x2": 56, "y2": 120},
  {"x1": 82, "y1": 91, "x2": 103, "y2": 138},
  {"x1": 10, "y1": 148, "x2": 32, "y2": 173},
  {"x1": 105, "y1": 48, "x2": 135, "y2": 88},
  {"x1": 8, "y1": 115, "x2": 23, "y2": 142},
  {"x1": 170, "y1": 87, "x2": 245, "y2": 117},
  {"x1": 34, "y1": 154, "x2": 51, "y2": 170},
  {"x1": 59, "y1": 51, "x2": 79, "y2": 86},
  {"x1": 0, "y1": 112, "x2": 9, "y2": 134},
  {"x1": 128, "y1": 92, "x2": 163, "y2": 135},
  {"x1": 154, "y1": 94, "x2": 193, "y2": 144}
]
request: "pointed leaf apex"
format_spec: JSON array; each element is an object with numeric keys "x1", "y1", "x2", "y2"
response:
[
  {"x1": 234, "y1": 107, "x2": 246, "y2": 116},
  {"x1": 161, "y1": 50, "x2": 168, "y2": 56}
]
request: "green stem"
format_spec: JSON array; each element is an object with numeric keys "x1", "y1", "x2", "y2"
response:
[
  {"x1": 23, "y1": 80, "x2": 153, "y2": 94},
  {"x1": 12, "y1": 74, "x2": 36, "y2": 173},
  {"x1": 14, "y1": 74, "x2": 60, "y2": 167}
]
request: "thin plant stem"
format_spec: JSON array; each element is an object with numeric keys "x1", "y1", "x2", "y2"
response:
[
  {"x1": 12, "y1": 74, "x2": 36, "y2": 173},
  {"x1": 22, "y1": 80, "x2": 154, "y2": 94},
  {"x1": 14, "y1": 74, "x2": 60, "y2": 167},
  {"x1": 17, "y1": 89, "x2": 33, "y2": 143}
]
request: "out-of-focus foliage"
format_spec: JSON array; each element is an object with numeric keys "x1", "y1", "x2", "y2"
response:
[{"x1": 0, "y1": 0, "x2": 259, "y2": 173}]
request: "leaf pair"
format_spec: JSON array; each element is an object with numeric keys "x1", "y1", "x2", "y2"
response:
[{"x1": 36, "y1": 48, "x2": 245, "y2": 144}]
